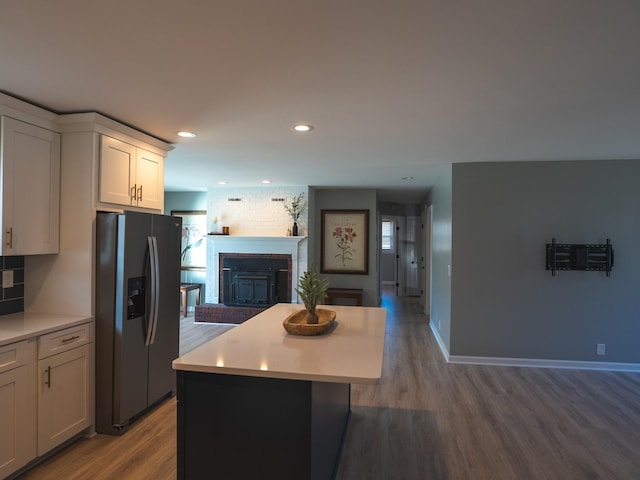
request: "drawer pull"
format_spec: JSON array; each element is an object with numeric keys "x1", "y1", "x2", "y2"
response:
[
  {"x1": 62, "y1": 335, "x2": 80, "y2": 343},
  {"x1": 45, "y1": 366, "x2": 51, "y2": 389}
]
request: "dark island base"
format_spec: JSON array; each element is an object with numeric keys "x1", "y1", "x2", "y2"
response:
[{"x1": 177, "y1": 371, "x2": 350, "y2": 480}]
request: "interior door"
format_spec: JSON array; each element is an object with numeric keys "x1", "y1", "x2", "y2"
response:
[
  {"x1": 403, "y1": 216, "x2": 421, "y2": 296},
  {"x1": 395, "y1": 217, "x2": 405, "y2": 296},
  {"x1": 422, "y1": 205, "x2": 433, "y2": 316}
]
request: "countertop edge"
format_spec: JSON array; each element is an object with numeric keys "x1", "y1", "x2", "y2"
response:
[
  {"x1": 0, "y1": 313, "x2": 94, "y2": 347},
  {"x1": 172, "y1": 360, "x2": 382, "y2": 384}
]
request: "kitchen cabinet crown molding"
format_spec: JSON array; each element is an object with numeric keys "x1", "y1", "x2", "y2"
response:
[
  {"x1": 0, "y1": 93, "x2": 173, "y2": 155},
  {"x1": 0, "y1": 92, "x2": 59, "y2": 131},
  {"x1": 57, "y1": 112, "x2": 173, "y2": 155}
]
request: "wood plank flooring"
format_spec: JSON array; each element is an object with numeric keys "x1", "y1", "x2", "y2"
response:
[{"x1": 16, "y1": 293, "x2": 640, "y2": 479}]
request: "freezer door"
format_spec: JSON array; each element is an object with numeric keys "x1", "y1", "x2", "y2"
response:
[
  {"x1": 147, "y1": 214, "x2": 182, "y2": 404},
  {"x1": 113, "y1": 212, "x2": 153, "y2": 425}
]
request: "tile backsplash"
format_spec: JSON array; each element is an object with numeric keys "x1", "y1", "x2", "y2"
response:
[{"x1": 0, "y1": 256, "x2": 25, "y2": 315}]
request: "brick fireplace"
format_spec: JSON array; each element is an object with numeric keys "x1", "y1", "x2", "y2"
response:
[
  {"x1": 204, "y1": 235, "x2": 307, "y2": 305},
  {"x1": 196, "y1": 236, "x2": 306, "y2": 324}
]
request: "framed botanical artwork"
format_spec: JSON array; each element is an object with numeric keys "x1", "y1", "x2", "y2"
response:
[
  {"x1": 171, "y1": 210, "x2": 207, "y2": 270},
  {"x1": 321, "y1": 209, "x2": 369, "y2": 274}
]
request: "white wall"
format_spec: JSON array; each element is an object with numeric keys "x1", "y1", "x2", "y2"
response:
[{"x1": 206, "y1": 186, "x2": 308, "y2": 236}]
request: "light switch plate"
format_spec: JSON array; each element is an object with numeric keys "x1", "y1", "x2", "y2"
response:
[{"x1": 2, "y1": 270, "x2": 14, "y2": 288}]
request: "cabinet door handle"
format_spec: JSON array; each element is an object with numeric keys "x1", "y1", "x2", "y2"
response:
[
  {"x1": 62, "y1": 335, "x2": 80, "y2": 343},
  {"x1": 137, "y1": 185, "x2": 143, "y2": 201},
  {"x1": 5, "y1": 228, "x2": 12, "y2": 248},
  {"x1": 130, "y1": 184, "x2": 137, "y2": 201},
  {"x1": 45, "y1": 366, "x2": 51, "y2": 389}
]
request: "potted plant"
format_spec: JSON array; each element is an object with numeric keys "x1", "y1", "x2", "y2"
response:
[
  {"x1": 284, "y1": 193, "x2": 305, "y2": 236},
  {"x1": 295, "y1": 265, "x2": 329, "y2": 324}
]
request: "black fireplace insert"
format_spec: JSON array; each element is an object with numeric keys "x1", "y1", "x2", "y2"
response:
[{"x1": 222, "y1": 256, "x2": 289, "y2": 307}]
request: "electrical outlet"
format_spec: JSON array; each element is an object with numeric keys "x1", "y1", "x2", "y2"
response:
[
  {"x1": 596, "y1": 343, "x2": 606, "y2": 356},
  {"x1": 2, "y1": 270, "x2": 14, "y2": 288}
]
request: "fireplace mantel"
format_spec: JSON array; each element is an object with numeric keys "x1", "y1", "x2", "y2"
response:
[
  {"x1": 205, "y1": 236, "x2": 307, "y2": 304},
  {"x1": 207, "y1": 235, "x2": 306, "y2": 248}
]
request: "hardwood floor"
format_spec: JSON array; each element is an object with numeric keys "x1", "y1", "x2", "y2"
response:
[
  {"x1": 16, "y1": 316, "x2": 234, "y2": 480},
  {"x1": 338, "y1": 290, "x2": 640, "y2": 480},
  {"x1": 177, "y1": 315, "x2": 235, "y2": 356},
  {"x1": 17, "y1": 294, "x2": 640, "y2": 479}
]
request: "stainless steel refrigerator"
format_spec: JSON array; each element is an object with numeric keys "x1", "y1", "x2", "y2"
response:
[{"x1": 95, "y1": 211, "x2": 182, "y2": 435}]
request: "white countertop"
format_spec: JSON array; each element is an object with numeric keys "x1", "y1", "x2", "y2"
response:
[
  {"x1": 0, "y1": 312, "x2": 93, "y2": 347},
  {"x1": 173, "y1": 303, "x2": 386, "y2": 384}
]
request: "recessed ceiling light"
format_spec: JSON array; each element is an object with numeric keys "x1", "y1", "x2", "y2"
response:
[
  {"x1": 218, "y1": 181, "x2": 227, "y2": 185},
  {"x1": 177, "y1": 131, "x2": 197, "y2": 138},
  {"x1": 401, "y1": 176, "x2": 414, "y2": 180},
  {"x1": 292, "y1": 124, "x2": 313, "y2": 132},
  {"x1": 262, "y1": 180, "x2": 272, "y2": 184}
]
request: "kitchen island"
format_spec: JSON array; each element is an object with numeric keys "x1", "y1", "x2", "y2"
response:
[{"x1": 172, "y1": 302, "x2": 386, "y2": 480}]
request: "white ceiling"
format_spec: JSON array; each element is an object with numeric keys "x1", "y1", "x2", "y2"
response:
[{"x1": 2, "y1": 1, "x2": 640, "y2": 203}]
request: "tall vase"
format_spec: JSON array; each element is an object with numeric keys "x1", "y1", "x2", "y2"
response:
[{"x1": 292, "y1": 222, "x2": 298, "y2": 236}]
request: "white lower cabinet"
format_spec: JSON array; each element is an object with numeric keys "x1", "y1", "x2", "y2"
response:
[
  {"x1": 37, "y1": 323, "x2": 93, "y2": 456},
  {"x1": 0, "y1": 322, "x2": 93, "y2": 479},
  {"x1": 0, "y1": 340, "x2": 37, "y2": 480}
]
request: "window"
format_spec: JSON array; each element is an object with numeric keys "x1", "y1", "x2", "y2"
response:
[{"x1": 381, "y1": 220, "x2": 394, "y2": 251}]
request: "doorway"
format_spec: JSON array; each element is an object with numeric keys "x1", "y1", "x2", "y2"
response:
[{"x1": 379, "y1": 214, "x2": 422, "y2": 297}]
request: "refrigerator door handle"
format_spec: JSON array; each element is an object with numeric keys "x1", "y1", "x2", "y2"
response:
[
  {"x1": 149, "y1": 236, "x2": 160, "y2": 345},
  {"x1": 145, "y1": 236, "x2": 158, "y2": 347}
]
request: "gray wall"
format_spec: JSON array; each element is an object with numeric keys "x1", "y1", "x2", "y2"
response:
[
  {"x1": 451, "y1": 160, "x2": 640, "y2": 363},
  {"x1": 165, "y1": 191, "x2": 207, "y2": 213},
  {"x1": 429, "y1": 168, "x2": 453, "y2": 350},
  {"x1": 310, "y1": 188, "x2": 379, "y2": 306}
]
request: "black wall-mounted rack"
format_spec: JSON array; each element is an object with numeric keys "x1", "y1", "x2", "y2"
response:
[{"x1": 546, "y1": 238, "x2": 614, "y2": 277}]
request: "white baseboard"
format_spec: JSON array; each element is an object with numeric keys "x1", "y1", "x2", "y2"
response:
[
  {"x1": 429, "y1": 321, "x2": 640, "y2": 372},
  {"x1": 429, "y1": 321, "x2": 449, "y2": 362},
  {"x1": 448, "y1": 355, "x2": 640, "y2": 372}
]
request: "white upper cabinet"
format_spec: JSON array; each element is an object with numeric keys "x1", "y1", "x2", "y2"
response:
[
  {"x1": 99, "y1": 135, "x2": 164, "y2": 211},
  {"x1": 1, "y1": 116, "x2": 60, "y2": 255},
  {"x1": 135, "y1": 147, "x2": 163, "y2": 210},
  {"x1": 99, "y1": 135, "x2": 136, "y2": 206}
]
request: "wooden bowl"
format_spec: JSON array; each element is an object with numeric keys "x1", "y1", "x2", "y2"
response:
[{"x1": 283, "y1": 308, "x2": 336, "y2": 336}]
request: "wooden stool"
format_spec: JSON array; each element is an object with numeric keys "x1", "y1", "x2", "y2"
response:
[
  {"x1": 324, "y1": 288, "x2": 363, "y2": 306},
  {"x1": 180, "y1": 283, "x2": 201, "y2": 317}
]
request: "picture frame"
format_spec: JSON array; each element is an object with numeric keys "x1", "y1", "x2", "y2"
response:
[
  {"x1": 171, "y1": 210, "x2": 207, "y2": 270},
  {"x1": 321, "y1": 209, "x2": 369, "y2": 274}
]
